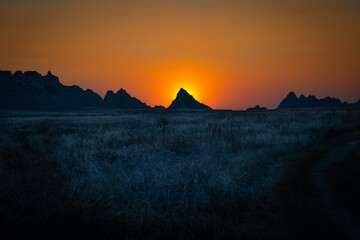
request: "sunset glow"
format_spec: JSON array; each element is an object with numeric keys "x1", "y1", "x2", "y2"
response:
[
  {"x1": 1, "y1": 0, "x2": 359, "y2": 109},
  {"x1": 148, "y1": 61, "x2": 222, "y2": 107}
]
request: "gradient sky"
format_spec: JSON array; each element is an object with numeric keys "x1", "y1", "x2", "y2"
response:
[{"x1": 1, "y1": 0, "x2": 360, "y2": 109}]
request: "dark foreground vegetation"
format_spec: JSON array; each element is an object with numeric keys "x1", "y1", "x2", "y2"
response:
[
  {"x1": 0, "y1": 109, "x2": 359, "y2": 239},
  {"x1": 329, "y1": 144, "x2": 360, "y2": 217}
]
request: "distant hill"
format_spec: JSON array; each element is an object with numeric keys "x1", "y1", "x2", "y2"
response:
[
  {"x1": 168, "y1": 88, "x2": 211, "y2": 110},
  {"x1": 0, "y1": 70, "x2": 150, "y2": 110},
  {"x1": 103, "y1": 88, "x2": 150, "y2": 109},
  {"x1": 0, "y1": 70, "x2": 102, "y2": 110},
  {"x1": 246, "y1": 105, "x2": 268, "y2": 111},
  {"x1": 278, "y1": 91, "x2": 360, "y2": 109}
]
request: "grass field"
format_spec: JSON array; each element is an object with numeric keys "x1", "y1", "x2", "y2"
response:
[{"x1": 0, "y1": 109, "x2": 359, "y2": 239}]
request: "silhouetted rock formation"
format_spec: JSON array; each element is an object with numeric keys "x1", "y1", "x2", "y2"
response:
[
  {"x1": 168, "y1": 88, "x2": 211, "y2": 110},
  {"x1": 153, "y1": 105, "x2": 165, "y2": 110},
  {"x1": 0, "y1": 70, "x2": 102, "y2": 110},
  {"x1": 246, "y1": 105, "x2": 268, "y2": 111},
  {"x1": 103, "y1": 88, "x2": 150, "y2": 109},
  {"x1": 278, "y1": 91, "x2": 360, "y2": 109},
  {"x1": 0, "y1": 70, "x2": 154, "y2": 110}
]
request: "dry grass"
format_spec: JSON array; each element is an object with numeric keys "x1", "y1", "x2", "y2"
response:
[{"x1": 0, "y1": 109, "x2": 359, "y2": 239}]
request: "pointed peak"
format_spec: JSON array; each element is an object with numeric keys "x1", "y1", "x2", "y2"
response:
[
  {"x1": 168, "y1": 88, "x2": 211, "y2": 109},
  {"x1": 177, "y1": 88, "x2": 192, "y2": 97},
  {"x1": 116, "y1": 88, "x2": 128, "y2": 94},
  {"x1": 287, "y1": 91, "x2": 297, "y2": 98},
  {"x1": 283, "y1": 91, "x2": 298, "y2": 100},
  {"x1": 44, "y1": 70, "x2": 59, "y2": 84},
  {"x1": 178, "y1": 88, "x2": 188, "y2": 93}
]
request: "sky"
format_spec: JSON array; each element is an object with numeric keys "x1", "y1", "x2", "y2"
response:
[{"x1": 0, "y1": 0, "x2": 360, "y2": 109}]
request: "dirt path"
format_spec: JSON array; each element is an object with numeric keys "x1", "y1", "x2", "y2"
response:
[{"x1": 309, "y1": 140, "x2": 360, "y2": 240}]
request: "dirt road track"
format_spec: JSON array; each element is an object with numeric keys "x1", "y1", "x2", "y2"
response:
[{"x1": 310, "y1": 140, "x2": 360, "y2": 240}]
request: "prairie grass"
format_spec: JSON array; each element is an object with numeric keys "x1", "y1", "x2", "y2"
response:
[{"x1": 0, "y1": 109, "x2": 359, "y2": 239}]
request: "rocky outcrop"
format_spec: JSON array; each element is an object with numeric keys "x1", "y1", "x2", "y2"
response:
[
  {"x1": 153, "y1": 105, "x2": 165, "y2": 110},
  {"x1": 0, "y1": 70, "x2": 155, "y2": 110},
  {"x1": 277, "y1": 92, "x2": 360, "y2": 109},
  {"x1": 168, "y1": 88, "x2": 211, "y2": 110},
  {"x1": 246, "y1": 105, "x2": 268, "y2": 111},
  {"x1": 0, "y1": 70, "x2": 102, "y2": 110},
  {"x1": 103, "y1": 88, "x2": 150, "y2": 109}
]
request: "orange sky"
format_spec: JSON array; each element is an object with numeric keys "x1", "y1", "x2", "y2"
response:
[{"x1": 1, "y1": 0, "x2": 360, "y2": 109}]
